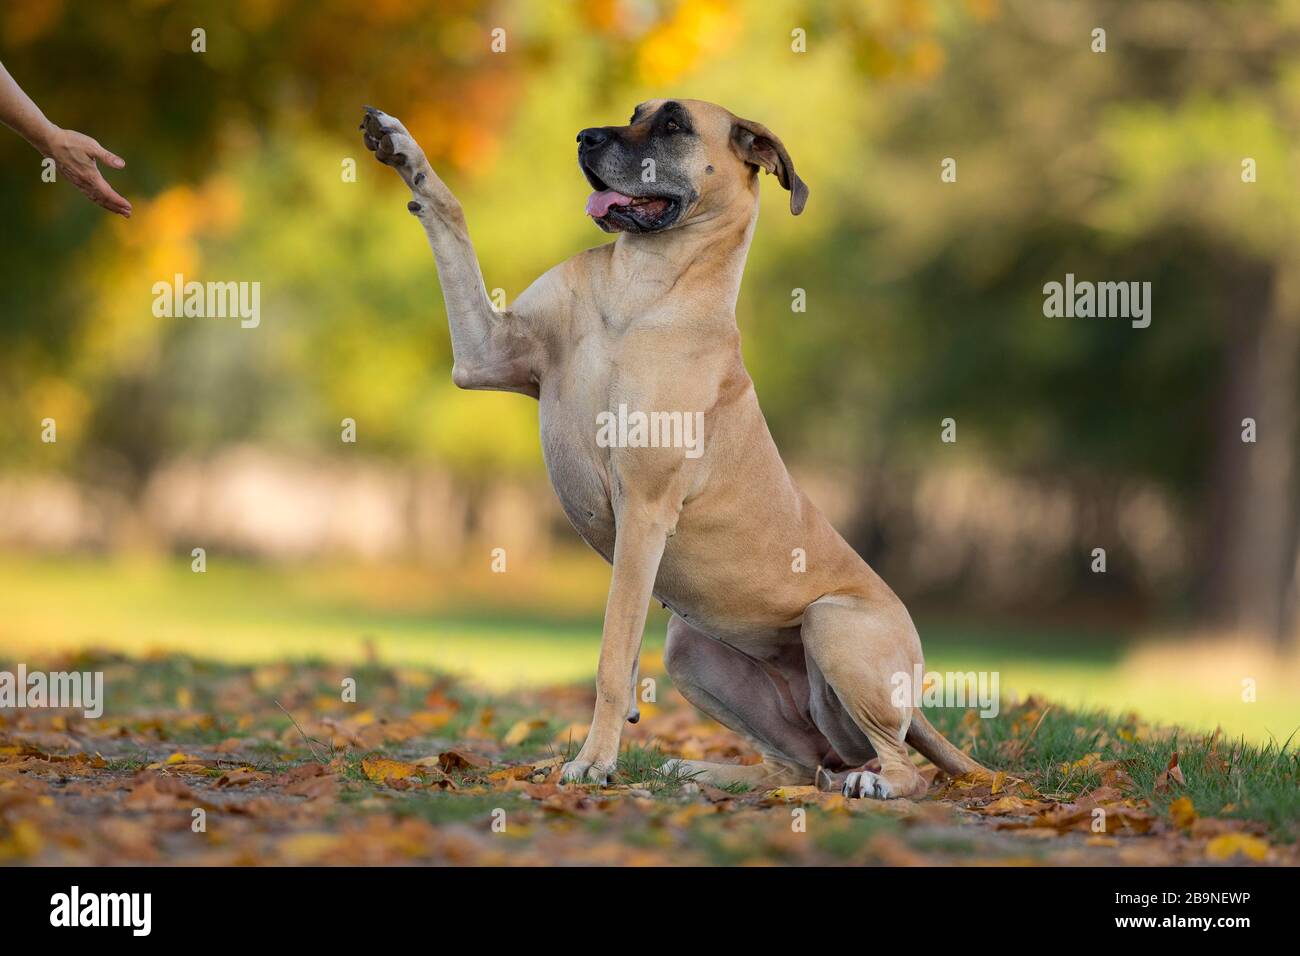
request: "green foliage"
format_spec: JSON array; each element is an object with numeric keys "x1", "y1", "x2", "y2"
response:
[{"x1": 3, "y1": 0, "x2": 1300, "y2": 622}]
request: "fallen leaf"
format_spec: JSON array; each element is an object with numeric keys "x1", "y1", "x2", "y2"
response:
[
  {"x1": 125, "y1": 773, "x2": 196, "y2": 810},
  {"x1": 488, "y1": 765, "x2": 536, "y2": 784},
  {"x1": 766, "y1": 786, "x2": 820, "y2": 801},
  {"x1": 279, "y1": 833, "x2": 343, "y2": 863},
  {"x1": 437, "y1": 749, "x2": 491, "y2": 772},
  {"x1": 983, "y1": 795, "x2": 1032, "y2": 815},
  {"x1": 502, "y1": 719, "x2": 548, "y2": 746},
  {"x1": 0, "y1": 819, "x2": 43, "y2": 860},
  {"x1": 1205, "y1": 833, "x2": 1269, "y2": 862},
  {"x1": 165, "y1": 752, "x2": 205, "y2": 765},
  {"x1": 1154, "y1": 751, "x2": 1185, "y2": 793},
  {"x1": 1168, "y1": 796, "x2": 1197, "y2": 829},
  {"x1": 360, "y1": 757, "x2": 422, "y2": 784}
]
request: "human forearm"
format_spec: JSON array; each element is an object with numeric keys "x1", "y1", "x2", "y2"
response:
[
  {"x1": 0, "y1": 57, "x2": 130, "y2": 217},
  {"x1": 0, "y1": 59, "x2": 58, "y2": 154}
]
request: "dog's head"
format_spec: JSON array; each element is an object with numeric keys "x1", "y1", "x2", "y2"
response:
[{"x1": 577, "y1": 98, "x2": 808, "y2": 234}]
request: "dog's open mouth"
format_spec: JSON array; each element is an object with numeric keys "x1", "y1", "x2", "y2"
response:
[
  {"x1": 586, "y1": 190, "x2": 674, "y2": 227},
  {"x1": 582, "y1": 163, "x2": 677, "y2": 231}
]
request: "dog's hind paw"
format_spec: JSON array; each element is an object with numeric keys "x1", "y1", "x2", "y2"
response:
[{"x1": 842, "y1": 769, "x2": 894, "y2": 800}]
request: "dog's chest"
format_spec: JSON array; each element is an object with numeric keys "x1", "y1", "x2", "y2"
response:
[{"x1": 537, "y1": 333, "x2": 620, "y2": 560}]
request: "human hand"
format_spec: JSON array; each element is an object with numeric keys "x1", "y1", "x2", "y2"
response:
[{"x1": 44, "y1": 127, "x2": 131, "y2": 217}]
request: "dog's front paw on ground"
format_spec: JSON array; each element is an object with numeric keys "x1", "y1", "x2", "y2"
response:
[{"x1": 559, "y1": 759, "x2": 613, "y2": 786}]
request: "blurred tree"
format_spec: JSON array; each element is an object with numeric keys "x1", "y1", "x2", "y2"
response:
[{"x1": 1, "y1": 0, "x2": 1297, "y2": 642}]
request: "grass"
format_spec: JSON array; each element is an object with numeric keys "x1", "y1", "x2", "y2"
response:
[
  {"x1": 76, "y1": 652, "x2": 1300, "y2": 840},
  {"x1": 0, "y1": 554, "x2": 1297, "y2": 744},
  {"x1": 5, "y1": 649, "x2": 1295, "y2": 865},
  {"x1": 927, "y1": 702, "x2": 1300, "y2": 841},
  {"x1": 1124, "y1": 733, "x2": 1300, "y2": 841}
]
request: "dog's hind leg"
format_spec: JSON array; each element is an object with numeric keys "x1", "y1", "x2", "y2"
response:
[
  {"x1": 800, "y1": 593, "x2": 930, "y2": 799},
  {"x1": 659, "y1": 616, "x2": 829, "y2": 788}
]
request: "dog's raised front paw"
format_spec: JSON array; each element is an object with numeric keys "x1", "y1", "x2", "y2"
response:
[{"x1": 360, "y1": 107, "x2": 414, "y2": 166}]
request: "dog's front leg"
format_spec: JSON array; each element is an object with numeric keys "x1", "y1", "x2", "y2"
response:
[
  {"x1": 361, "y1": 107, "x2": 539, "y2": 394},
  {"x1": 560, "y1": 511, "x2": 670, "y2": 785}
]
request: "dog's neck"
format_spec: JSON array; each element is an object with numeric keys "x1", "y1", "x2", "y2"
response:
[{"x1": 605, "y1": 199, "x2": 758, "y2": 330}]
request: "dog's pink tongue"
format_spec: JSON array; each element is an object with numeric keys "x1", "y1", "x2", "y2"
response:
[{"x1": 586, "y1": 189, "x2": 634, "y2": 218}]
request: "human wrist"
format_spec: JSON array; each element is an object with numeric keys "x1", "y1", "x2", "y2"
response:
[{"x1": 27, "y1": 118, "x2": 60, "y2": 157}]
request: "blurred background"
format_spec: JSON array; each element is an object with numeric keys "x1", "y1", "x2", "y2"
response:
[{"x1": 1, "y1": 0, "x2": 1298, "y2": 741}]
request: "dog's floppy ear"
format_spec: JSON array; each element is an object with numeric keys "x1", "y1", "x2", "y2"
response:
[{"x1": 731, "y1": 117, "x2": 809, "y2": 215}]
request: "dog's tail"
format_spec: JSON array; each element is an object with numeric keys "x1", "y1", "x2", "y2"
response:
[{"x1": 906, "y1": 709, "x2": 987, "y2": 779}]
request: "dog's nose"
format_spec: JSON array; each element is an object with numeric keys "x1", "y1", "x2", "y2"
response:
[{"x1": 577, "y1": 127, "x2": 612, "y2": 150}]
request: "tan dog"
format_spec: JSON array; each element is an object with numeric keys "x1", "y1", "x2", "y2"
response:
[{"x1": 361, "y1": 99, "x2": 985, "y2": 798}]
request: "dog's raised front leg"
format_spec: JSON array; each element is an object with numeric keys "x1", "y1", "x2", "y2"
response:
[
  {"x1": 560, "y1": 509, "x2": 670, "y2": 784},
  {"x1": 361, "y1": 107, "x2": 540, "y2": 395}
]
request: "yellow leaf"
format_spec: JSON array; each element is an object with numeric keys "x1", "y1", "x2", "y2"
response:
[
  {"x1": 0, "y1": 819, "x2": 43, "y2": 860},
  {"x1": 360, "y1": 757, "x2": 422, "y2": 784},
  {"x1": 552, "y1": 722, "x2": 589, "y2": 744},
  {"x1": 279, "y1": 833, "x2": 342, "y2": 863},
  {"x1": 395, "y1": 668, "x2": 432, "y2": 688},
  {"x1": 767, "y1": 786, "x2": 820, "y2": 800},
  {"x1": 410, "y1": 710, "x2": 453, "y2": 730},
  {"x1": 1205, "y1": 834, "x2": 1269, "y2": 862},
  {"x1": 991, "y1": 771, "x2": 1007, "y2": 795},
  {"x1": 1169, "y1": 796, "x2": 1197, "y2": 829},
  {"x1": 984, "y1": 795, "x2": 1028, "y2": 814},
  {"x1": 503, "y1": 719, "x2": 547, "y2": 747}
]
